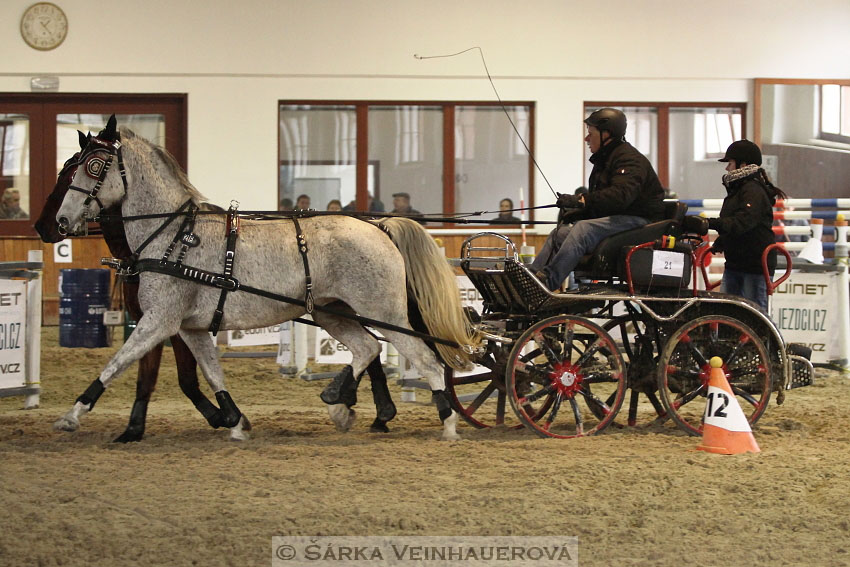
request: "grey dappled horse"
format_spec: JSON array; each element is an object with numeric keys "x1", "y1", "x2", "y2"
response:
[{"x1": 55, "y1": 116, "x2": 478, "y2": 440}]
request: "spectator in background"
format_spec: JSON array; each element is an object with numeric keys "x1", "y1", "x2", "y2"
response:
[
  {"x1": 343, "y1": 193, "x2": 385, "y2": 213},
  {"x1": 295, "y1": 194, "x2": 311, "y2": 210},
  {"x1": 326, "y1": 199, "x2": 343, "y2": 212},
  {"x1": 706, "y1": 140, "x2": 786, "y2": 312},
  {"x1": 391, "y1": 192, "x2": 421, "y2": 216},
  {"x1": 493, "y1": 198, "x2": 521, "y2": 223},
  {"x1": 279, "y1": 197, "x2": 294, "y2": 211},
  {"x1": 0, "y1": 188, "x2": 27, "y2": 219}
]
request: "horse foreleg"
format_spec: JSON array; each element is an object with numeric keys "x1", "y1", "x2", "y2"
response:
[
  {"x1": 112, "y1": 342, "x2": 164, "y2": 443},
  {"x1": 177, "y1": 330, "x2": 247, "y2": 439},
  {"x1": 171, "y1": 333, "x2": 237, "y2": 431},
  {"x1": 54, "y1": 314, "x2": 175, "y2": 433}
]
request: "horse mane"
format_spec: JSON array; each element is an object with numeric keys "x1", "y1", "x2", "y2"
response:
[{"x1": 120, "y1": 127, "x2": 210, "y2": 206}]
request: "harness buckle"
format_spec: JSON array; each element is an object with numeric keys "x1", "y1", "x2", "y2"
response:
[
  {"x1": 211, "y1": 276, "x2": 239, "y2": 291},
  {"x1": 101, "y1": 257, "x2": 122, "y2": 270}
]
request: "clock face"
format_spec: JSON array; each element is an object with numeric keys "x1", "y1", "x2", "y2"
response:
[{"x1": 20, "y1": 2, "x2": 68, "y2": 51}]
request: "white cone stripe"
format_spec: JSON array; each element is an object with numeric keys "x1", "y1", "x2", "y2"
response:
[{"x1": 703, "y1": 384, "x2": 752, "y2": 432}]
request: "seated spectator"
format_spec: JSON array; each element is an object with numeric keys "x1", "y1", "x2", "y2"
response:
[
  {"x1": 0, "y1": 188, "x2": 27, "y2": 219},
  {"x1": 295, "y1": 194, "x2": 311, "y2": 210},
  {"x1": 326, "y1": 199, "x2": 343, "y2": 212},
  {"x1": 391, "y1": 192, "x2": 421, "y2": 216},
  {"x1": 493, "y1": 198, "x2": 521, "y2": 223}
]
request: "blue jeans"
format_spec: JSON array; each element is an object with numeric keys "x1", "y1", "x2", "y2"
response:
[
  {"x1": 721, "y1": 268, "x2": 768, "y2": 312},
  {"x1": 529, "y1": 215, "x2": 648, "y2": 290}
]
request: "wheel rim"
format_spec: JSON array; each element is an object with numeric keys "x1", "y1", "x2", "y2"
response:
[
  {"x1": 445, "y1": 343, "x2": 529, "y2": 429},
  {"x1": 506, "y1": 316, "x2": 627, "y2": 439},
  {"x1": 657, "y1": 315, "x2": 771, "y2": 436}
]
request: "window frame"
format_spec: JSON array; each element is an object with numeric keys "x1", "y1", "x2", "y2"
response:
[
  {"x1": 0, "y1": 93, "x2": 187, "y2": 237},
  {"x1": 583, "y1": 101, "x2": 747, "y2": 188},
  {"x1": 819, "y1": 84, "x2": 850, "y2": 144},
  {"x1": 278, "y1": 100, "x2": 535, "y2": 227}
]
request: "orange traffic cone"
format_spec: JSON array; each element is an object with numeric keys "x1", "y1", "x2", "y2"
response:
[{"x1": 696, "y1": 356, "x2": 761, "y2": 455}]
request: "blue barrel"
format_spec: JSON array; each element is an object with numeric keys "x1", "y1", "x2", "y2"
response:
[{"x1": 58, "y1": 269, "x2": 111, "y2": 348}]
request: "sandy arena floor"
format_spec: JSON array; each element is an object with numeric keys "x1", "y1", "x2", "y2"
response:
[{"x1": 1, "y1": 327, "x2": 849, "y2": 567}]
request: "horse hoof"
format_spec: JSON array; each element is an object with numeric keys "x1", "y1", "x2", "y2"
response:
[
  {"x1": 113, "y1": 430, "x2": 143, "y2": 443},
  {"x1": 214, "y1": 391, "x2": 242, "y2": 428},
  {"x1": 229, "y1": 428, "x2": 250, "y2": 442},
  {"x1": 328, "y1": 404, "x2": 356, "y2": 432},
  {"x1": 377, "y1": 404, "x2": 397, "y2": 423},
  {"x1": 239, "y1": 415, "x2": 252, "y2": 432},
  {"x1": 441, "y1": 430, "x2": 461, "y2": 441},
  {"x1": 369, "y1": 418, "x2": 390, "y2": 433},
  {"x1": 53, "y1": 415, "x2": 79, "y2": 432}
]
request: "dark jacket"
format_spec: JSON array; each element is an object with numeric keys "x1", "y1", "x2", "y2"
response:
[
  {"x1": 577, "y1": 140, "x2": 665, "y2": 222},
  {"x1": 709, "y1": 170, "x2": 777, "y2": 275}
]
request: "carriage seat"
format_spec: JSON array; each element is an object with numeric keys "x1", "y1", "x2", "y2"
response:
[{"x1": 572, "y1": 200, "x2": 688, "y2": 281}]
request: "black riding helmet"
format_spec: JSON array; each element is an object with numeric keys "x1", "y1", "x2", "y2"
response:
[{"x1": 584, "y1": 108, "x2": 627, "y2": 140}]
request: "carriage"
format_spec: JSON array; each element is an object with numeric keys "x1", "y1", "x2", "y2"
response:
[{"x1": 444, "y1": 201, "x2": 815, "y2": 439}]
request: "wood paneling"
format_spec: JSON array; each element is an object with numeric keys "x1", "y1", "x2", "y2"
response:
[{"x1": 2, "y1": 236, "x2": 112, "y2": 325}]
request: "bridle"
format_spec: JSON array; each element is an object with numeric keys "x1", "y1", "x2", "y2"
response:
[{"x1": 67, "y1": 134, "x2": 129, "y2": 219}]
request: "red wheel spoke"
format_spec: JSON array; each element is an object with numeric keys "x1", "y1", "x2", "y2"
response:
[{"x1": 467, "y1": 381, "x2": 498, "y2": 413}]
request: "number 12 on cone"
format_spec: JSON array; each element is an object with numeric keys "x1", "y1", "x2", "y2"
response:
[{"x1": 703, "y1": 387, "x2": 751, "y2": 432}]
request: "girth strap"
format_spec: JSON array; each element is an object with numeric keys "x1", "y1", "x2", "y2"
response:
[
  {"x1": 209, "y1": 203, "x2": 240, "y2": 335},
  {"x1": 291, "y1": 215, "x2": 315, "y2": 313}
]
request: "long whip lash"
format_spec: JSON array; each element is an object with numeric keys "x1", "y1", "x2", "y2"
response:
[{"x1": 414, "y1": 46, "x2": 558, "y2": 198}]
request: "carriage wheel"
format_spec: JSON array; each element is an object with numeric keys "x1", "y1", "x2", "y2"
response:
[
  {"x1": 506, "y1": 315, "x2": 627, "y2": 438},
  {"x1": 657, "y1": 315, "x2": 772, "y2": 436},
  {"x1": 445, "y1": 341, "x2": 534, "y2": 429},
  {"x1": 602, "y1": 315, "x2": 668, "y2": 426}
]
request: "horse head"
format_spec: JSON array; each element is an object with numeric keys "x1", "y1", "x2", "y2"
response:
[
  {"x1": 56, "y1": 115, "x2": 128, "y2": 236},
  {"x1": 35, "y1": 130, "x2": 88, "y2": 243}
]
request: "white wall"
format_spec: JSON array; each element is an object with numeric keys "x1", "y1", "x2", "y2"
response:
[{"x1": 3, "y1": 0, "x2": 849, "y2": 229}]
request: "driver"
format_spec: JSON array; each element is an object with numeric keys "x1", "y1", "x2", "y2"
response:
[{"x1": 530, "y1": 108, "x2": 665, "y2": 290}]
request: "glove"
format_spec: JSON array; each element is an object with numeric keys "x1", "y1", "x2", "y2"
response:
[
  {"x1": 556, "y1": 193, "x2": 584, "y2": 210},
  {"x1": 682, "y1": 215, "x2": 709, "y2": 235}
]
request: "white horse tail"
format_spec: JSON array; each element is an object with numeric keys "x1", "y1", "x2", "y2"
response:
[{"x1": 378, "y1": 217, "x2": 480, "y2": 370}]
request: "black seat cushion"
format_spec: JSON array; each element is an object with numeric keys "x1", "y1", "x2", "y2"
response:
[{"x1": 573, "y1": 200, "x2": 688, "y2": 280}]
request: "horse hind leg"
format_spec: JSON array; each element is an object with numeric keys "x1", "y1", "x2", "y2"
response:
[
  {"x1": 311, "y1": 312, "x2": 381, "y2": 432},
  {"x1": 382, "y1": 330, "x2": 459, "y2": 441},
  {"x1": 365, "y1": 356, "x2": 396, "y2": 433},
  {"x1": 177, "y1": 329, "x2": 249, "y2": 440}
]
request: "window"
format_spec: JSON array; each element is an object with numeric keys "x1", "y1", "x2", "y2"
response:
[
  {"x1": 0, "y1": 94, "x2": 186, "y2": 236},
  {"x1": 697, "y1": 111, "x2": 742, "y2": 159},
  {"x1": 583, "y1": 102, "x2": 746, "y2": 200},
  {"x1": 279, "y1": 101, "x2": 534, "y2": 224},
  {"x1": 820, "y1": 84, "x2": 850, "y2": 142}
]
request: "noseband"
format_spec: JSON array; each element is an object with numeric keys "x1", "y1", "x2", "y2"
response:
[{"x1": 68, "y1": 135, "x2": 129, "y2": 217}]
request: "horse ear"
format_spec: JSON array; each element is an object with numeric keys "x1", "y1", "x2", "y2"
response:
[
  {"x1": 102, "y1": 114, "x2": 118, "y2": 140},
  {"x1": 77, "y1": 130, "x2": 87, "y2": 150}
]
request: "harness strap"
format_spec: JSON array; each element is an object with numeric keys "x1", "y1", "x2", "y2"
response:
[
  {"x1": 209, "y1": 204, "x2": 240, "y2": 335},
  {"x1": 128, "y1": 199, "x2": 195, "y2": 262},
  {"x1": 132, "y1": 259, "x2": 459, "y2": 348},
  {"x1": 291, "y1": 215, "x2": 315, "y2": 313}
]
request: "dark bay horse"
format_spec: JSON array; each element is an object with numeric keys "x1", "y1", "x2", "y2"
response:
[{"x1": 37, "y1": 131, "x2": 396, "y2": 441}]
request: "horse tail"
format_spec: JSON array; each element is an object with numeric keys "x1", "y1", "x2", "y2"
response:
[{"x1": 378, "y1": 217, "x2": 480, "y2": 370}]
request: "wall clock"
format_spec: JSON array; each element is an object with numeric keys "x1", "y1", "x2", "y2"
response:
[{"x1": 20, "y1": 3, "x2": 68, "y2": 51}]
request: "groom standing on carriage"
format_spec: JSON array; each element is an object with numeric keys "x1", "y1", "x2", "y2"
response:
[{"x1": 530, "y1": 108, "x2": 666, "y2": 291}]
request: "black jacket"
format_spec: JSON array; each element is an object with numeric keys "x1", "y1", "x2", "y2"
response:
[
  {"x1": 576, "y1": 140, "x2": 665, "y2": 222},
  {"x1": 709, "y1": 170, "x2": 777, "y2": 275}
]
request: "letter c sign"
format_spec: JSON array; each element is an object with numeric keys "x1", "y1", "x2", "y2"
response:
[{"x1": 54, "y1": 241, "x2": 73, "y2": 263}]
